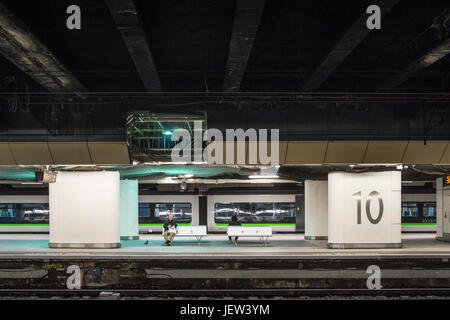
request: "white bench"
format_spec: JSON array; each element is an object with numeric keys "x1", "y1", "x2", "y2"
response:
[
  {"x1": 161, "y1": 226, "x2": 207, "y2": 245},
  {"x1": 227, "y1": 226, "x2": 272, "y2": 246}
]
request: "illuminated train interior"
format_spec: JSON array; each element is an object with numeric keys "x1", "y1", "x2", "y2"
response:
[{"x1": 0, "y1": 192, "x2": 436, "y2": 233}]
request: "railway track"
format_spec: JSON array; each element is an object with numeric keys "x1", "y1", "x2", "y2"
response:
[{"x1": 1, "y1": 288, "x2": 450, "y2": 298}]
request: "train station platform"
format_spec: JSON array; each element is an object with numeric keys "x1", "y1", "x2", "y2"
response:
[
  {"x1": 0, "y1": 233, "x2": 448, "y2": 259},
  {"x1": 1, "y1": 233, "x2": 450, "y2": 296}
]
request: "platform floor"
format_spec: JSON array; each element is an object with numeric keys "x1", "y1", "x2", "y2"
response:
[{"x1": 0, "y1": 233, "x2": 449, "y2": 259}]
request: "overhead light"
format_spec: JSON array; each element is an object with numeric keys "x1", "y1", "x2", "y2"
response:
[
  {"x1": 396, "y1": 164, "x2": 403, "y2": 170},
  {"x1": 144, "y1": 161, "x2": 207, "y2": 165},
  {"x1": 34, "y1": 170, "x2": 56, "y2": 183},
  {"x1": 348, "y1": 164, "x2": 356, "y2": 168},
  {"x1": 249, "y1": 175, "x2": 279, "y2": 179},
  {"x1": 43, "y1": 171, "x2": 57, "y2": 183},
  {"x1": 163, "y1": 131, "x2": 173, "y2": 136},
  {"x1": 181, "y1": 174, "x2": 194, "y2": 178}
]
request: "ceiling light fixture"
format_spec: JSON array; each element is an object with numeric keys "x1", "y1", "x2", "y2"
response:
[{"x1": 249, "y1": 175, "x2": 279, "y2": 179}]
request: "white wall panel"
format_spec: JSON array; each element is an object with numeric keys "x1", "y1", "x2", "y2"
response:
[
  {"x1": 436, "y1": 178, "x2": 443, "y2": 239},
  {"x1": 328, "y1": 171, "x2": 401, "y2": 249},
  {"x1": 305, "y1": 180, "x2": 328, "y2": 239},
  {"x1": 442, "y1": 186, "x2": 450, "y2": 241},
  {"x1": 120, "y1": 180, "x2": 139, "y2": 240},
  {"x1": 49, "y1": 171, "x2": 120, "y2": 248}
]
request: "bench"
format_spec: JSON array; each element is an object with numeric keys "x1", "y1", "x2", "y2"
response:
[
  {"x1": 161, "y1": 226, "x2": 207, "y2": 245},
  {"x1": 227, "y1": 226, "x2": 272, "y2": 246}
]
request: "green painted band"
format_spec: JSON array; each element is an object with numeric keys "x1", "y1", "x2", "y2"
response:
[
  {"x1": 0, "y1": 222, "x2": 435, "y2": 227},
  {"x1": 139, "y1": 223, "x2": 192, "y2": 226},
  {"x1": 0, "y1": 223, "x2": 193, "y2": 227},
  {"x1": 401, "y1": 222, "x2": 436, "y2": 226},
  {"x1": 215, "y1": 223, "x2": 296, "y2": 226}
]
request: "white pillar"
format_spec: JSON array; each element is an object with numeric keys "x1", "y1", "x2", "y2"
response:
[
  {"x1": 436, "y1": 177, "x2": 443, "y2": 240},
  {"x1": 49, "y1": 171, "x2": 121, "y2": 248},
  {"x1": 304, "y1": 180, "x2": 328, "y2": 240},
  {"x1": 120, "y1": 179, "x2": 139, "y2": 240},
  {"x1": 437, "y1": 177, "x2": 450, "y2": 242},
  {"x1": 328, "y1": 171, "x2": 401, "y2": 249}
]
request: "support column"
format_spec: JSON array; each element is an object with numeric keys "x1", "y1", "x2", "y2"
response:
[
  {"x1": 120, "y1": 179, "x2": 139, "y2": 240},
  {"x1": 437, "y1": 177, "x2": 450, "y2": 242},
  {"x1": 328, "y1": 171, "x2": 401, "y2": 249},
  {"x1": 436, "y1": 177, "x2": 443, "y2": 241},
  {"x1": 49, "y1": 171, "x2": 121, "y2": 248},
  {"x1": 304, "y1": 180, "x2": 328, "y2": 240}
]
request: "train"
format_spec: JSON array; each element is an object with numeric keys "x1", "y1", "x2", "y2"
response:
[
  {"x1": 0, "y1": 192, "x2": 436, "y2": 233},
  {"x1": 401, "y1": 193, "x2": 437, "y2": 232}
]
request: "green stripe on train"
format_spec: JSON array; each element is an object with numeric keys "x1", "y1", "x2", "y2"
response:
[
  {"x1": 401, "y1": 223, "x2": 436, "y2": 226},
  {"x1": 139, "y1": 223, "x2": 192, "y2": 226},
  {"x1": 215, "y1": 223, "x2": 296, "y2": 226},
  {"x1": 0, "y1": 223, "x2": 193, "y2": 226},
  {"x1": 0, "y1": 223, "x2": 435, "y2": 227}
]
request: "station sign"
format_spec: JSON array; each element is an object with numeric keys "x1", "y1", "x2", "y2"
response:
[
  {"x1": 444, "y1": 176, "x2": 450, "y2": 187},
  {"x1": 328, "y1": 171, "x2": 401, "y2": 248}
]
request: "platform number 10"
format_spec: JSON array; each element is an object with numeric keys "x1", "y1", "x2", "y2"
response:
[{"x1": 352, "y1": 191, "x2": 384, "y2": 224}]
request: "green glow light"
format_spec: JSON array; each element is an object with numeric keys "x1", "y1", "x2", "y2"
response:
[
  {"x1": 116, "y1": 165, "x2": 242, "y2": 179},
  {"x1": 0, "y1": 168, "x2": 37, "y2": 181}
]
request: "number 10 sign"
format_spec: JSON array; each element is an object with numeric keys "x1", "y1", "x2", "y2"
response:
[{"x1": 328, "y1": 171, "x2": 401, "y2": 249}]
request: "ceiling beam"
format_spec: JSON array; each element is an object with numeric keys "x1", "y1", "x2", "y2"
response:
[
  {"x1": 222, "y1": 0, "x2": 266, "y2": 92},
  {"x1": 0, "y1": 3, "x2": 86, "y2": 96},
  {"x1": 106, "y1": 0, "x2": 162, "y2": 92},
  {"x1": 378, "y1": 8, "x2": 450, "y2": 91},
  {"x1": 301, "y1": 0, "x2": 399, "y2": 92}
]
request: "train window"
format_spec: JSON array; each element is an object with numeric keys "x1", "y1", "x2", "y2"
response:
[
  {"x1": 172, "y1": 203, "x2": 192, "y2": 221},
  {"x1": 401, "y1": 203, "x2": 418, "y2": 217},
  {"x1": 254, "y1": 203, "x2": 275, "y2": 223},
  {"x1": 423, "y1": 203, "x2": 436, "y2": 217},
  {"x1": 139, "y1": 202, "x2": 192, "y2": 224},
  {"x1": 276, "y1": 203, "x2": 296, "y2": 221},
  {"x1": 155, "y1": 203, "x2": 170, "y2": 220},
  {"x1": 235, "y1": 203, "x2": 251, "y2": 215},
  {"x1": 214, "y1": 203, "x2": 235, "y2": 222},
  {"x1": 0, "y1": 203, "x2": 49, "y2": 223},
  {"x1": 236, "y1": 203, "x2": 253, "y2": 220},
  {"x1": 138, "y1": 203, "x2": 151, "y2": 217},
  {"x1": 0, "y1": 204, "x2": 17, "y2": 218},
  {"x1": 214, "y1": 201, "x2": 296, "y2": 224}
]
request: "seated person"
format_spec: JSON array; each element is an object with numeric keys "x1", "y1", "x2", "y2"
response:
[
  {"x1": 163, "y1": 215, "x2": 178, "y2": 246},
  {"x1": 228, "y1": 215, "x2": 241, "y2": 242}
]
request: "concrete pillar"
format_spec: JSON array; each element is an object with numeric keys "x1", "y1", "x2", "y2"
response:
[
  {"x1": 49, "y1": 171, "x2": 121, "y2": 248},
  {"x1": 436, "y1": 177, "x2": 450, "y2": 242},
  {"x1": 328, "y1": 171, "x2": 401, "y2": 249},
  {"x1": 436, "y1": 177, "x2": 443, "y2": 240},
  {"x1": 120, "y1": 179, "x2": 139, "y2": 240},
  {"x1": 304, "y1": 180, "x2": 328, "y2": 240}
]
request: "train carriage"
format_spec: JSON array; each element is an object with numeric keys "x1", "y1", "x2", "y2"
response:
[{"x1": 0, "y1": 192, "x2": 436, "y2": 233}]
